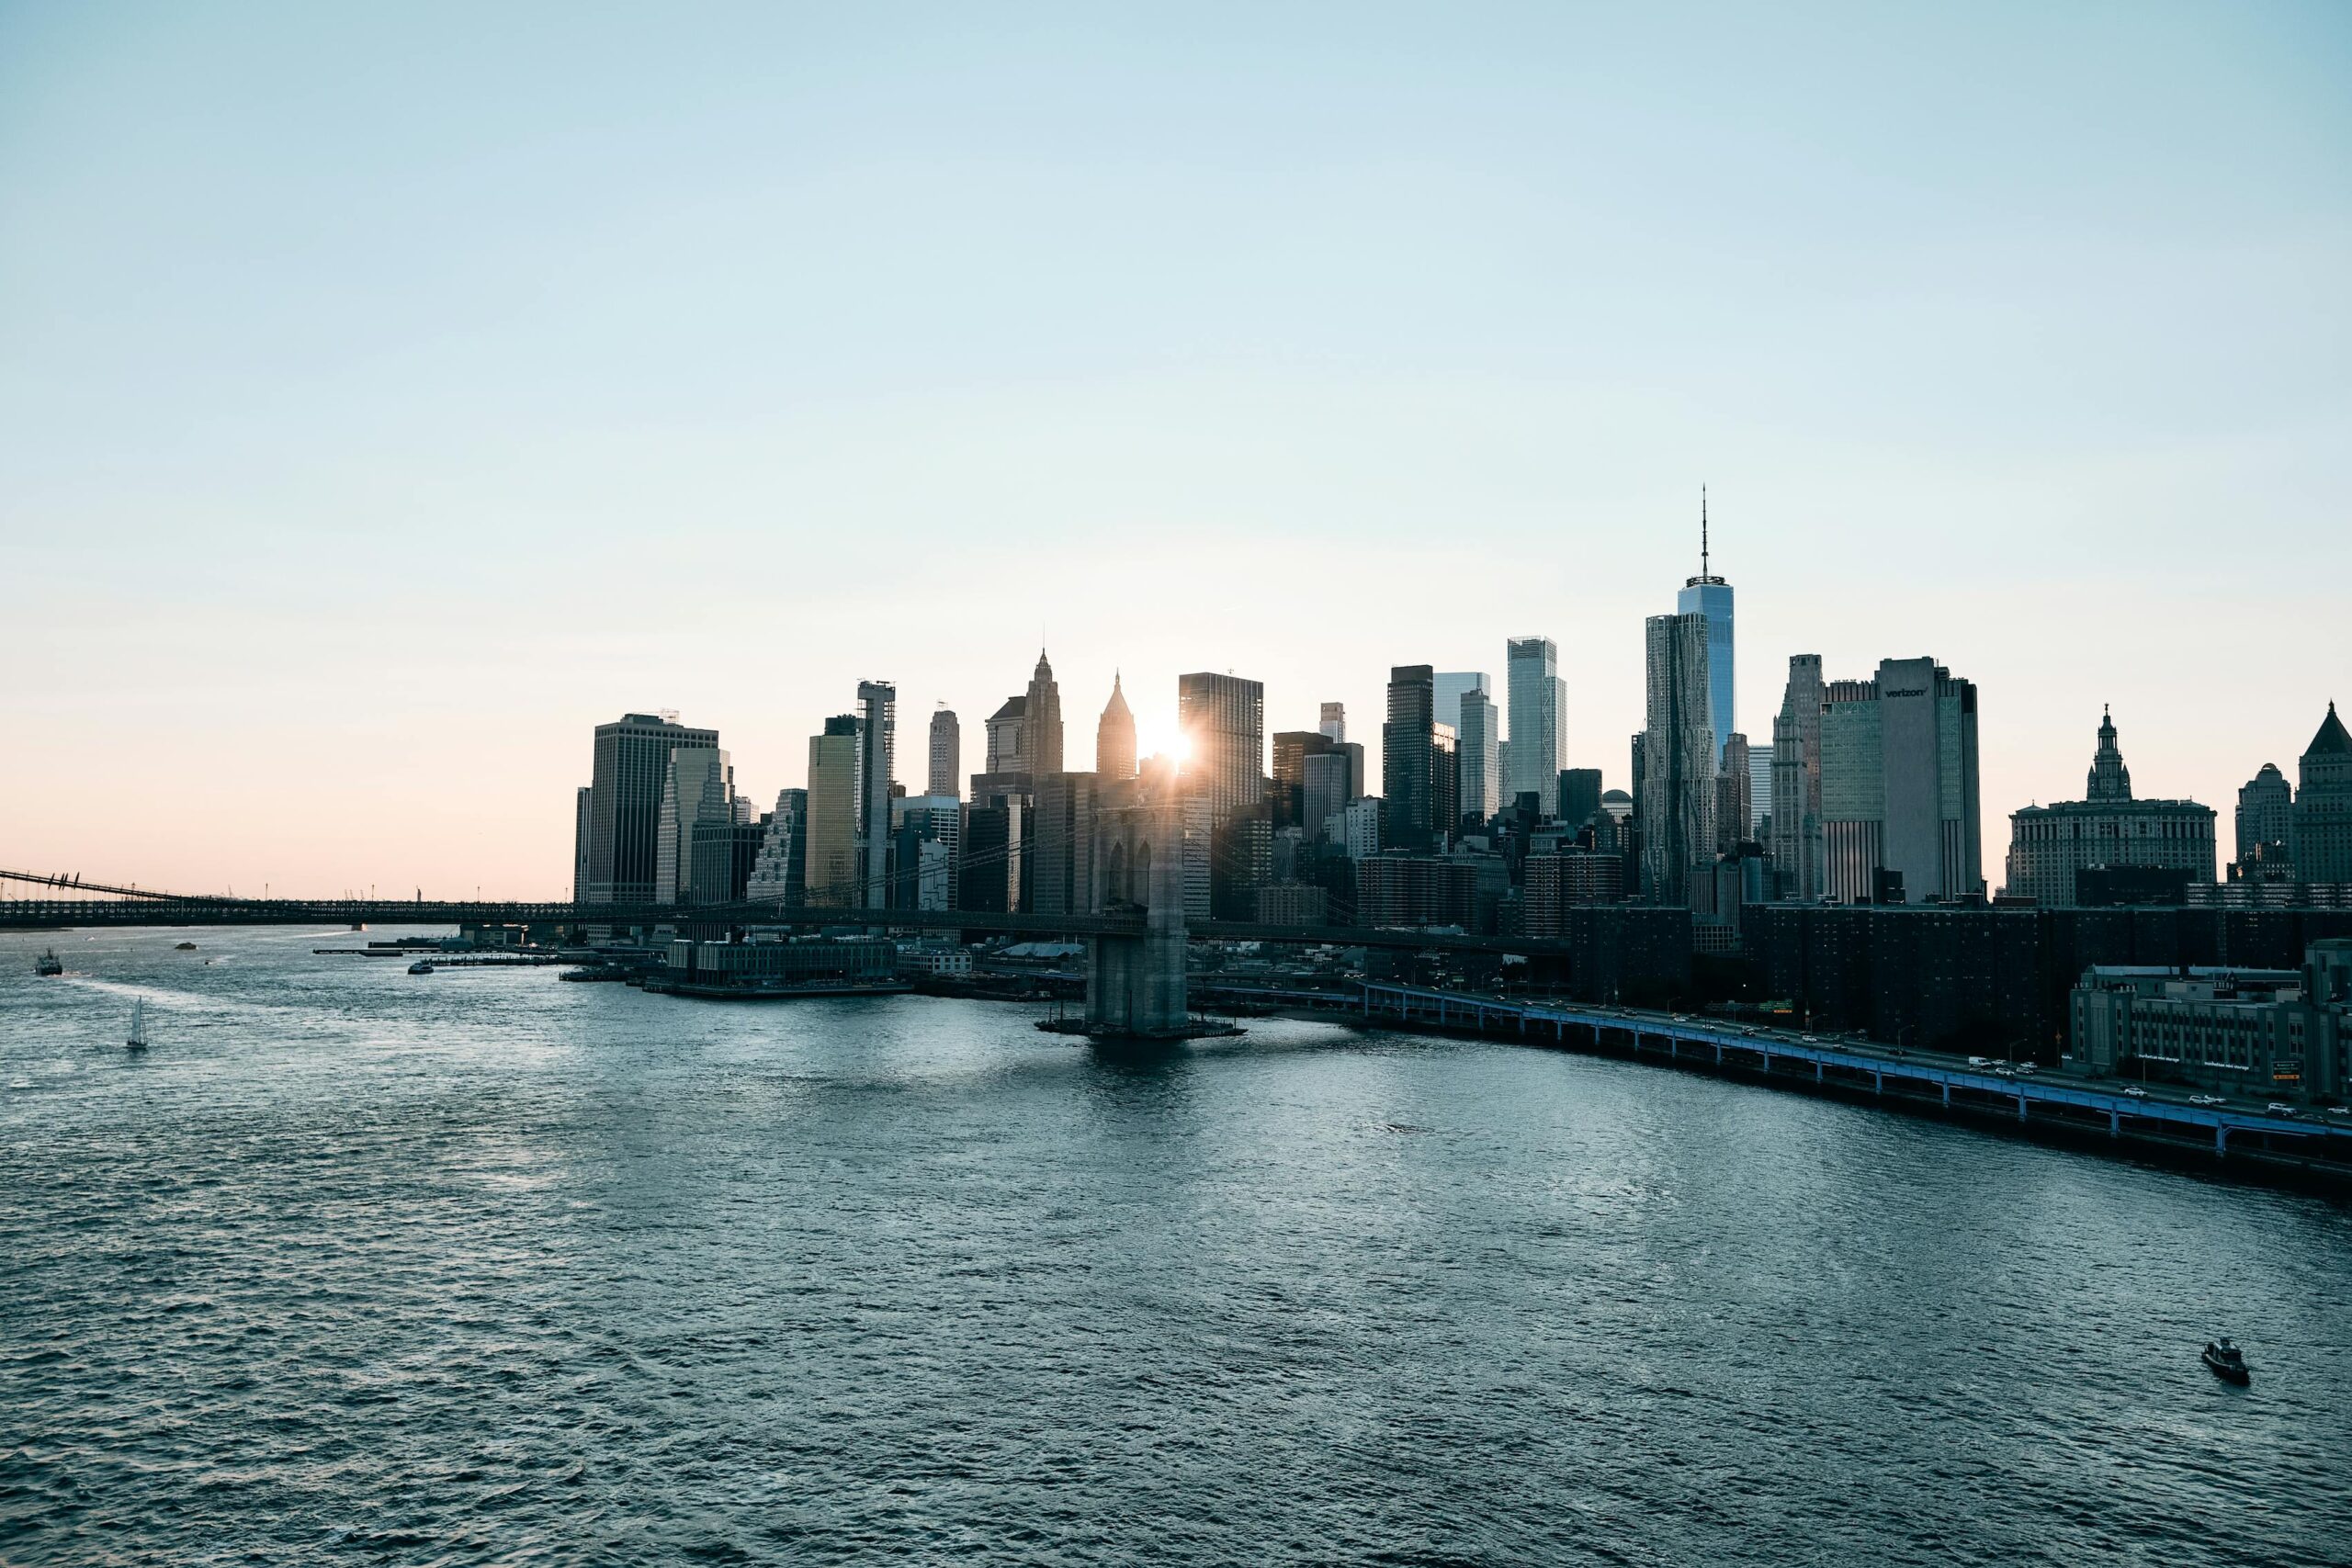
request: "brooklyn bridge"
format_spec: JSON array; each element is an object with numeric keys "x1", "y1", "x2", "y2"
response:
[
  {"x1": 0, "y1": 866, "x2": 1558, "y2": 955},
  {"x1": 2, "y1": 864, "x2": 1572, "y2": 1041}
]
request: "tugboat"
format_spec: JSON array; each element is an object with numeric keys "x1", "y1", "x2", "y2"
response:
[
  {"x1": 2201, "y1": 1338, "x2": 2250, "y2": 1385},
  {"x1": 35, "y1": 949, "x2": 64, "y2": 976},
  {"x1": 126, "y1": 998, "x2": 150, "y2": 1055},
  {"x1": 407, "y1": 959, "x2": 435, "y2": 975}
]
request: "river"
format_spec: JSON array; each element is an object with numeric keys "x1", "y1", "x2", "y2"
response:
[{"x1": 3, "y1": 927, "x2": 2347, "y2": 1565}]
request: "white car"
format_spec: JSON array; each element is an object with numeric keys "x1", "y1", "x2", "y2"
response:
[
  {"x1": 1968, "y1": 1056, "x2": 1992, "y2": 1068},
  {"x1": 2015, "y1": 1063, "x2": 2038, "y2": 1076},
  {"x1": 2189, "y1": 1094, "x2": 2225, "y2": 1107},
  {"x1": 2267, "y1": 1102, "x2": 2298, "y2": 1117},
  {"x1": 2121, "y1": 1086, "x2": 2147, "y2": 1099}
]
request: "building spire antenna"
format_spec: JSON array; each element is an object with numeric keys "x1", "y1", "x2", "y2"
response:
[{"x1": 1701, "y1": 485, "x2": 1710, "y2": 580}]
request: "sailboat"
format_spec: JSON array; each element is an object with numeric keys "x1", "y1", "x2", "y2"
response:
[{"x1": 127, "y1": 998, "x2": 150, "y2": 1054}]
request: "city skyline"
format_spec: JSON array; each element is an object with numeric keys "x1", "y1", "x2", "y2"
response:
[{"x1": 5, "y1": 6, "x2": 2347, "y2": 897}]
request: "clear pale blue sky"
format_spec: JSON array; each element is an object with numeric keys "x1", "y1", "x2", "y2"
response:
[{"x1": 4, "y1": 3, "x2": 2346, "y2": 895}]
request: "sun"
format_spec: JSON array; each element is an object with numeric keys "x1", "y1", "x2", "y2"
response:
[{"x1": 1133, "y1": 716, "x2": 1193, "y2": 768}]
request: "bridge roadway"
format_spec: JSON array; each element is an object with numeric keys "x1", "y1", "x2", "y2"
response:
[
  {"x1": 1350, "y1": 982, "x2": 2351, "y2": 1163},
  {"x1": 0, "y1": 878, "x2": 1574, "y2": 956}
]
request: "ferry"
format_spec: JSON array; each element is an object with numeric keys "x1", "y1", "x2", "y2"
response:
[
  {"x1": 36, "y1": 949, "x2": 64, "y2": 977},
  {"x1": 407, "y1": 959, "x2": 435, "y2": 976}
]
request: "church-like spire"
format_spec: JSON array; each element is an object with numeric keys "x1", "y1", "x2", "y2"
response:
[{"x1": 2086, "y1": 705, "x2": 2132, "y2": 802}]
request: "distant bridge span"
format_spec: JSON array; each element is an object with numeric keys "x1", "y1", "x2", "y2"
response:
[{"x1": 0, "y1": 868, "x2": 1575, "y2": 957}]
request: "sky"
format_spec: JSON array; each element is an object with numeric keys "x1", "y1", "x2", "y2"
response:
[{"x1": 3, "y1": 2, "x2": 2347, "y2": 897}]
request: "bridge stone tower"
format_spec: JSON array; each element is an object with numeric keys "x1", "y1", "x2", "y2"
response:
[{"x1": 1084, "y1": 761, "x2": 1189, "y2": 1036}]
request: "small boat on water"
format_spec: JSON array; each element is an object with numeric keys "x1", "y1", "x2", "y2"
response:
[
  {"x1": 127, "y1": 998, "x2": 150, "y2": 1055},
  {"x1": 174, "y1": 942, "x2": 198, "y2": 951},
  {"x1": 36, "y1": 949, "x2": 64, "y2": 976},
  {"x1": 408, "y1": 960, "x2": 435, "y2": 975},
  {"x1": 2202, "y1": 1338, "x2": 2250, "y2": 1384}
]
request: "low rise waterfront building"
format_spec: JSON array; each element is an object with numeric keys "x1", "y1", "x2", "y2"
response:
[
  {"x1": 661, "y1": 936, "x2": 898, "y2": 989},
  {"x1": 2070, "y1": 940, "x2": 2351, "y2": 1100}
]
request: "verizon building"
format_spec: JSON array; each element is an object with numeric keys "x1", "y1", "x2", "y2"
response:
[{"x1": 1817, "y1": 659, "x2": 1983, "y2": 905}]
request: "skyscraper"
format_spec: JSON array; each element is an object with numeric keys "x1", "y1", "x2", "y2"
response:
[
  {"x1": 1023, "y1": 650, "x2": 1064, "y2": 776},
  {"x1": 1770, "y1": 655, "x2": 1826, "y2": 902},
  {"x1": 1178, "y1": 671, "x2": 1267, "y2": 918},
  {"x1": 1177, "y1": 671, "x2": 1264, "y2": 825},
  {"x1": 1638, "y1": 614, "x2": 1715, "y2": 904},
  {"x1": 2293, "y1": 703, "x2": 2352, "y2": 884},
  {"x1": 1097, "y1": 672, "x2": 1136, "y2": 779},
  {"x1": 1272, "y1": 729, "x2": 1337, "y2": 827},
  {"x1": 1383, "y1": 664, "x2": 1440, "y2": 852},
  {"x1": 1675, "y1": 489, "x2": 1736, "y2": 765},
  {"x1": 984, "y1": 698, "x2": 1024, "y2": 776},
  {"x1": 572, "y1": 786, "x2": 591, "y2": 902},
  {"x1": 1819, "y1": 659, "x2": 1983, "y2": 904},
  {"x1": 1319, "y1": 703, "x2": 1346, "y2": 743},
  {"x1": 1032, "y1": 772, "x2": 1100, "y2": 917},
  {"x1": 958, "y1": 795, "x2": 1023, "y2": 914},
  {"x1": 856, "y1": 681, "x2": 896, "y2": 908},
  {"x1": 1435, "y1": 671, "x2": 1499, "y2": 829},
  {"x1": 746, "y1": 788, "x2": 807, "y2": 904},
  {"x1": 1505, "y1": 637, "x2": 1566, "y2": 815},
  {"x1": 1715, "y1": 733, "x2": 1751, "y2": 851},
  {"x1": 889, "y1": 794, "x2": 961, "y2": 912},
  {"x1": 585, "y1": 712, "x2": 719, "y2": 905},
  {"x1": 805, "y1": 716, "x2": 863, "y2": 908},
  {"x1": 2233, "y1": 762, "x2": 2294, "y2": 878},
  {"x1": 655, "y1": 745, "x2": 734, "y2": 905},
  {"x1": 1557, "y1": 768, "x2": 1603, "y2": 834},
  {"x1": 1301, "y1": 750, "x2": 1352, "y2": 844},
  {"x1": 927, "y1": 705, "x2": 961, "y2": 799}
]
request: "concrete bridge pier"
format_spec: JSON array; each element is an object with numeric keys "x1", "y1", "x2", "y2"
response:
[{"x1": 1082, "y1": 773, "x2": 1189, "y2": 1039}]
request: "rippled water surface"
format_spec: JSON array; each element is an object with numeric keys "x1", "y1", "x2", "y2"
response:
[{"x1": 4, "y1": 928, "x2": 2349, "y2": 1565}]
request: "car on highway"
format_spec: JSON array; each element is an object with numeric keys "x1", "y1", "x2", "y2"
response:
[
  {"x1": 2267, "y1": 1102, "x2": 2299, "y2": 1117},
  {"x1": 2121, "y1": 1086, "x2": 2147, "y2": 1098},
  {"x1": 1968, "y1": 1056, "x2": 1992, "y2": 1068},
  {"x1": 2188, "y1": 1094, "x2": 2226, "y2": 1107}
]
